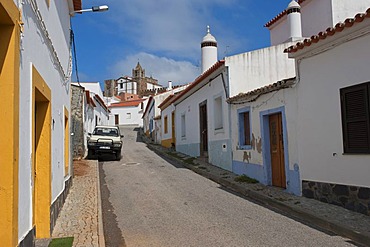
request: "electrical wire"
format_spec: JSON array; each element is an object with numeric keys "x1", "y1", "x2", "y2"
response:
[{"x1": 70, "y1": 26, "x2": 81, "y2": 86}]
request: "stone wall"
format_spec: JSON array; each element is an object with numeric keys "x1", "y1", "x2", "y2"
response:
[
  {"x1": 71, "y1": 85, "x2": 85, "y2": 159},
  {"x1": 302, "y1": 180, "x2": 370, "y2": 216}
]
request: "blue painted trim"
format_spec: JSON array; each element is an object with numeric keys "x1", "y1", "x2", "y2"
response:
[
  {"x1": 237, "y1": 106, "x2": 252, "y2": 150},
  {"x1": 232, "y1": 160, "x2": 265, "y2": 183},
  {"x1": 259, "y1": 106, "x2": 290, "y2": 189}
]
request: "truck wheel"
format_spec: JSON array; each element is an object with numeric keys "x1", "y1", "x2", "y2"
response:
[
  {"x1": 116, "y1": 151, "x2": 121, "y2": 161},
  {"x1": 88, "y1": 149, "x2": 94, "y2": 159}
]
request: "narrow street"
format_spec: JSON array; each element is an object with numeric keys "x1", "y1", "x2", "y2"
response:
[{"x1": 99, "y1": 127, "x2": 356, "y2": 247}]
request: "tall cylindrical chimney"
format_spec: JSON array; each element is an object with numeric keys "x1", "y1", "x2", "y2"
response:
[
  {"x1": 287, "y1": 0, "x2": 302, "y2": 41},
  {"x1": 201, "y1": 26, "x2": 218, "y2": 73}
]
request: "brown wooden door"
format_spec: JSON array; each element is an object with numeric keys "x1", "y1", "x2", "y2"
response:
[
  {"x1": 199, "y1": 102, "x2": 208, "y2": 157},
  {"x1": 115, "y1": 114, "x2": 119, "y2": 125},
  {"x1": 269, "y1": 113, "x2": 286, "y2": 188},
  {"x1": 171, "y1": 111, "x2": 176, "y2": 146}
]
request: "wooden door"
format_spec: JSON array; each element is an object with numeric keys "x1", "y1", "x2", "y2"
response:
[
  {"x1": 199, "y1": 102, "x2": 208, "y2": 157},
  {"x1": 269, "y1": 113, "x2": 286, "y2": 188},
  {"x1": 115, "y1": 114, "x2": 119, "y2": 125},
  {"x1": 171, "y1": 111, "x2": 176, "y2": 147}
]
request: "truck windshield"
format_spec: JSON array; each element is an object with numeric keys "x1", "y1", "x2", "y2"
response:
[{"x1": 93, "y1": 128, "x2": 119, "y2": 137}]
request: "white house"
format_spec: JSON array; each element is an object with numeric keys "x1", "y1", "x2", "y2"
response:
[
  {"x1": 142, "y1": 96, "x2": 155, "y2": 139},
  {"x1": 173, "y1": 61, "x2": 233, "y2": 171},
  {"x1": 74, "y1": 82, "x2": 110, "y2": 156},
  {"x1": 142, "y1": 85, "x2": 189, "y2": 144},
  {"x1": 227, "y1": 78, "x2": 300, "y2": 195},
  {"x1": 116, "y1": 76, "x2": 162, "y2": 95},
  {"x1": 284, "y1": 7, "x2": 370, "y2": 215},
  {"x1": 158, "y1": 95, "x2": 177, "y2": 148},
  {"x1": 266, "y1": 0, "x2": 370, "y2": 46},
  {"x1": 0, "y1": 0, "x2": 81, "y2": 245},
  {"x1": 226, "y1": 2, "x2": 370, "y2": 215},
  {"x1": 109, "y1": 99, "x2": 146, "y2": 126}
]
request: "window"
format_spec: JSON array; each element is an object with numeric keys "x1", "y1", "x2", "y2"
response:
[
  {"x1": 238, "y1": 107, "x2": 251, "y2": 149},
  {"x1": 164, "y1": 115, "x2": 168, "y2": 134},
  {"x1": 214, "y1": 96, "x2": 223, "y2": 130},
  {"x1": 340, "y1": 82, "x2": 370, "y2": 153},
  {"x1": 181, "y1": 113, "x2": 186, "y2": 138},
  {"x1": 126, "y1": 113, "x2": 131, "y2": 119}
]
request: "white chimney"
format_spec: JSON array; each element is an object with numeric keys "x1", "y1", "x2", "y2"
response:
[
  {"x1": 287, "y1": 0, "x2": 302, "y2": 42},
  {"x1": 201, "y1": 25, "x2": 218, "y2": 73},
  {"x1": 168, "y1": 81, "x2": 173, "y2": 90}
]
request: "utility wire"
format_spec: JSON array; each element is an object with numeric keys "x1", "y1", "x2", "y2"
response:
[{"x1": 70, "y1": 22, "x2": 81, "y2": 86}]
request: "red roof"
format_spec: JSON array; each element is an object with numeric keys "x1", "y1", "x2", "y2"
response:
[
  {"x1": 85, "y1": 91, "x2": 96, "y2": 107},
  {"x1": 158, "y1": 94, "x2": 176, "y2": 110},
  {"x1": 109, "y1": 99, "x2": 145, "y2": 108},
  {"x1": 227, "y1": 78, "x2": 296, "y2": 104},
  {"x1": 264, "y1": 0, "x2": 307, "y2": 28},
  {"x1": 94, "y1": 94, "x2": 109, "y2": 112},
  {"x1": 284, "y1": 8, "x2": 370, "y2": 54},
  {"x1": 142, "y1": 96, "x2": 154, "y2": 118},
  {"x1": 172, "y1": 60, "x2": 225, "y2": 105}
]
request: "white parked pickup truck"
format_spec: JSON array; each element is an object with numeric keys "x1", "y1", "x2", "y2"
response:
[{"x1": 87, "y1": 125, "x2": 123, "y2": 160}]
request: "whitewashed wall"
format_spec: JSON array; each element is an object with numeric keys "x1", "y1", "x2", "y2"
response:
[
  {"x1": 117, "y1": 79, "x2": 138, "y2": 94},
  {"x1": 225, "y1": 43, "x2": 296, "y2": 98},
  {"x1": 175, "y1": 66, "x2": 232, "y2": 170},
  {"x1": 230, "y1": 86, "x2": 300, "y2": 194},
  {"x1": 110, "y1": 106, "x2": 143, "y2": 126},
  {"x1": 295, "y1": 30, "x2": 370, "y2": 188},
  {"x1": 18, "y1": 0, "x2": 71, "y2": 241},
  {"x1": 161, "y1": 104, "x2": 175, "y2": 142}
]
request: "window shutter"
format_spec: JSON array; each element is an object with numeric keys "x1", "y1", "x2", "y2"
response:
[{"x1": 341, "y1": 83, "x2": 370, "y2": 153}]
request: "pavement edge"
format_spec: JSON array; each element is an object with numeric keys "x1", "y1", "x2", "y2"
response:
[{"x1": 96, "y1": 160, "x2": 106, "y2": 247}]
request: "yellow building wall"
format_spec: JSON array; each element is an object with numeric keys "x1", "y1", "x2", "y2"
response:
[
  {"x1": 161, "y1": 138, "x2": 173, "y2": 148},
  {"x1": 0, "y1": 1, "x2": 20, "y2": 246},
  {"x1": 32, "y1": 66, "x2": 52, "y2": 238}
]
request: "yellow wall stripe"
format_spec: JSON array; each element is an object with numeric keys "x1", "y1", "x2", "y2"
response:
[
  {"x1": 0, "y1": 0, "x2": 20, "y2": 246},
  {"x1": 32, "y1": 65, "x2": 52, "y2": 238},
  {"x1": 161, "y1": 138, "x2": 173, "y2": 148}
]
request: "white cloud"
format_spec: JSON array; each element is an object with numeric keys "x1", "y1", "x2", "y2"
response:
[
  {"x1": 112, "y1": 52, "x2": 200, "y2": 86},
  {"x1": 107, "y1": 0, "x2": 239, "y2": 60}
]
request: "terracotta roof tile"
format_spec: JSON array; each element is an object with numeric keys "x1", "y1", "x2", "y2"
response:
[
  {"x1": 109, "y1": 99, "x2": 145, "y2": 108},
  {"x1": 227, "y1": 78, "x2": 296, "y2": 104},
  {"x1": 284, "y1": 8, "x2": 370, "y2": 54},
  {"x1": 172, "y1": 60, "x2": 225, "y2": 105}
]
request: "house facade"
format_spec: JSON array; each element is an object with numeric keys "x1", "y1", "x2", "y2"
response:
[
  {"x1": 284, "y1": 8, "x2": 370, "y2": 215},
  {"x1": 0, "y1": 0, "x2": 81, "y2": 246},
  {"x1": 227, "y1": 79, "x2": 300, "y2": 195},
  {"x1": 75, "y1": 82, "x2": 110, "y2": 157},
  {"x1": 143, "y1": 85, "x2": 189, "y2": 144},
  {"x1": 159, "y1": 95, "x2": 176, "y2": 148},
  {"x1": 226, "y1": 2, "x2": 370, "y2": 214},
  {"x1": 109, "y1": 99, "x2": 146, "y2": 126},
  {"x1": 174, "y1": 61, "x2": 233, "y2": 171}
]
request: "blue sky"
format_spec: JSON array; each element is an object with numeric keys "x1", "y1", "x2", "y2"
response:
[{"x1": 71, "y1": 0, "x2": 293, "y2": 88}]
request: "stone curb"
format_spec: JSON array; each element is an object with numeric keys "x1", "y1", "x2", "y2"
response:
[
  {"x1": 96, "y1": 160, "x2": 106, "y2": 247},
  {"x1": 147, "y1": 144, "x2": 370, "y2": 247}
]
